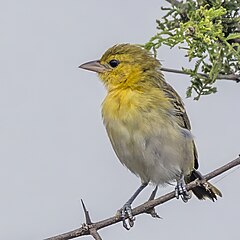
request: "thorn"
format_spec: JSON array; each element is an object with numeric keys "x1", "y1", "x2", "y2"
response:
[
  {"x1": 89, "y1": 228, "x2": 103, "y2": 240},
  {"x1": 81, "y1": 200, "x2": 103, "y2": 240},
  {"x1": 145, "y1": 207, "x2": 162, "y2": 219},
  {"x1": 81, "y1": 199, "x2": 92, "y2": 225},
  {"x1": 148, "y1": 208, "x2": 162, "y2": 219}
]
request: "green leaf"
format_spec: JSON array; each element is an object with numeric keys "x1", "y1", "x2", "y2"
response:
[
  {"x1": 226, "y1": 33, "x2": 240, "y2": 41},
  {"x1": 145, "y1": 0, "x2": 240, "y2": 99}
]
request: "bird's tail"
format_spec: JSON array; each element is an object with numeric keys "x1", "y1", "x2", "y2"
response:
[{"x1": 186, "y1": 170, "x2": 222, "y2": 201}]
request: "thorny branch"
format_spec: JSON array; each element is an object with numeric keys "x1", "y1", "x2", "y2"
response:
[
  {"x1": 160, "y1": 67, "x2": 240, "y2": 83},
  {"x1": 80, "y1": 200, "x2": 102, "y2": 240},
  {"x1": 45, "y1": 156, "x2": 240, "y2": 240}
]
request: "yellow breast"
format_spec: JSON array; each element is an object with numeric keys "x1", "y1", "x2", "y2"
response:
[
  {"x1": 102, "y1": 86, "x2": 172, "y2": 128},
  {"x1": 101, "y1": 86, "x2": 193, "y2": 184}
]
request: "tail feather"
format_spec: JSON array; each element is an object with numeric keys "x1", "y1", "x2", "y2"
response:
[{"x1": 187, "y1": 170, "x2": 222, "y2": 201}]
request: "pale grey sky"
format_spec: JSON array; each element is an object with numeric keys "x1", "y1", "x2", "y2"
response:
[{"x1": 1, "y1": 1, "x2": 239, "y2": 239}]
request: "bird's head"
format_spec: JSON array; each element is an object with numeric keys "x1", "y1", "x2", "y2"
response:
[{"x1": 79, "y1": 44, "x2": 162, "y2": 91}]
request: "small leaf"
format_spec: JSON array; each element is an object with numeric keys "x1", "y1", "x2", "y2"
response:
[
  {"x1": 186, "y1": 86, "x2": 193, "y2": 98},
  {"x1": 226, "y1": 33, "x2": 240, "y2": 41}
]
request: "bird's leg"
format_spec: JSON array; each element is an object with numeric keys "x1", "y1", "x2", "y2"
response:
[
  {"x1": 149, "y1": 186, "x2": 158, "y2": 200},
  {"x1": 146, "y1": 186, "x2": 161, "y2": 218},
  {"x1": 175, "y1": 175, "x2": 191, "y2": 203},
  {"x1": 121, "y1": 182, "x2": 148, "y2": 230}
]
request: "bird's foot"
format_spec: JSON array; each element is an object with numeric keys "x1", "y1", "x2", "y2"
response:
[
  {"x1": 175, "y1": 178, "x2": 191, "y2": 203},
  {"x1": 120, "y1": 203, "x2": 135, "y2": 230},
  {"x1": 118, "y1": 183, "x2": 148, "y2": 230}
]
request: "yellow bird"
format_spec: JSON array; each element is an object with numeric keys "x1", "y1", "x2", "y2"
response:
[{"x1": 79, "y1": 44, "x2": 222, "y2": 229}]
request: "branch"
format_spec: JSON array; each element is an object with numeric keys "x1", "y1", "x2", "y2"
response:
[
  {"x1": 160, "y1": 66, "x2": 240, "y2": 82},
  {"x1": 80, "y1": 199, "x2": 103, "y2": 240},
  {"x1": 45, "y1": 156, "x2": 240, "y2": 240},
  {"x1": 165, "y1": 0, "x2": 181, "y2": 7}
]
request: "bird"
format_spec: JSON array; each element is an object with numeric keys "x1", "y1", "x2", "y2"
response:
[{"x1": 79, "y1": 44, "x2": 222, "y2": 229}]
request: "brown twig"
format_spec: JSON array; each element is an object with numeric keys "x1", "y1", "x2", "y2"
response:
[
  {"x1": 165, "y1": 0, "x2": 181, "y2": 7},
  {"x1": 161, "y1": 67, "x2": 240, "y2": 82},
  {"x1": 80, "y1": 199, "x2": 103, "y2": 240},
  {"x1": 45, "y1": 156, "x2": 240, "y2": 240}
]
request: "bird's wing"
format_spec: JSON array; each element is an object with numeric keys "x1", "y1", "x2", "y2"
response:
[{"x1": 160, "y1": 80, "x2": 199, "y2": 169}]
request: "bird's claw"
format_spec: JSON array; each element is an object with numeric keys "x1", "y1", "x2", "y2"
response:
[
  {"x1": 175, "y1": 181, "x2": 191, "y2": 203},
  {"x1": 121, "y1": 203, "x2": 135, "y2": 230}
]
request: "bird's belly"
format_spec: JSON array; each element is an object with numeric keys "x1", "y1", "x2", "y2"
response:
[{"x1": 106, "y1": 120, "x2": 194, "y2": 185}]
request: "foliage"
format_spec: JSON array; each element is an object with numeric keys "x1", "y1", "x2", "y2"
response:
[{"x1": 144, "y1": 0, "x2": 240, "y2": 99}]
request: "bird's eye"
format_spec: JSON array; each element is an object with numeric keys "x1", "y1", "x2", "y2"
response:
[{"x1": 109, "y1": 59, "x2": 120, "y2": 68}]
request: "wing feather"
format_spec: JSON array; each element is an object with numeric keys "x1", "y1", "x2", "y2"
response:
[{"x1": 160, "y1": 80, "x2": 199, "y2": 169}]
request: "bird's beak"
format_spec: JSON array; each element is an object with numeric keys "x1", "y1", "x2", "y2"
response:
[{"x1": 79, "y1": 60, "x2": 107, "y2": 73}]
